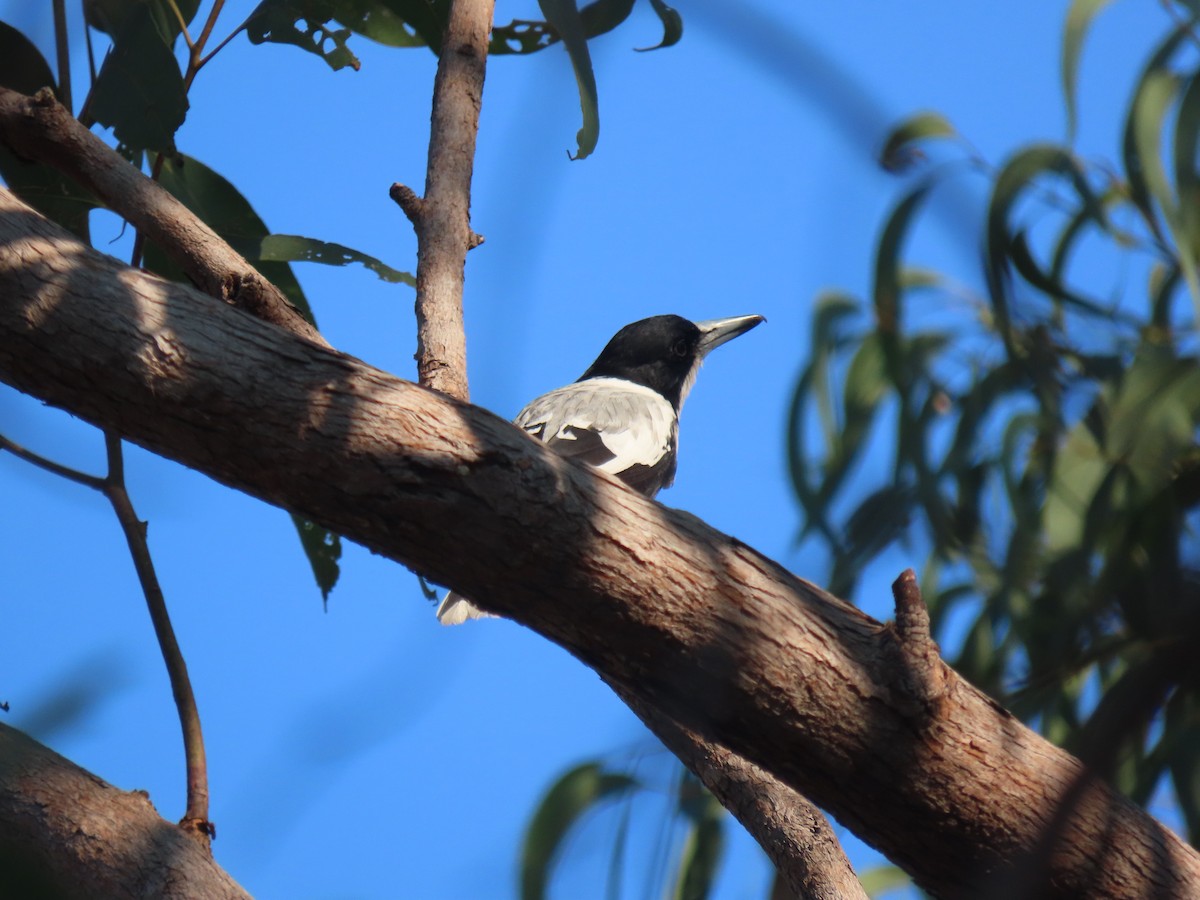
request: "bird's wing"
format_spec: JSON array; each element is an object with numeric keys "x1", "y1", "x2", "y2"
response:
[{"x1": 514, "y1": 378, "x2": 678, "y2": 497}]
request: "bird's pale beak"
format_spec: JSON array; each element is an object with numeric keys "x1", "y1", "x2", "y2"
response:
[{"x1": 694, "y1": 315, "x2": 765, "y2": 358}]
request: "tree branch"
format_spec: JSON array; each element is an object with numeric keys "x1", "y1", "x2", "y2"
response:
[
  {"x1": 394, "y1": 0, "x2": 495, "y2": 401},
  {"x1": 0, "y1": 86, "x2": 326, "y2": 348},
  {"x1": 101, "y1": 433, "x2": 211, "y2": 843},
  {"x1": 0, "y1": 73, "x2": 837, "y2": 882},
  {"x1": 0, "y1": 723, "x2": 246, "y2": 899},
  {"x1": 611, "y1": 684, "x2": 865, "y2": 900},
  {"x1": 2, "y1": 189, "x2": 1200, "y2": 898}
]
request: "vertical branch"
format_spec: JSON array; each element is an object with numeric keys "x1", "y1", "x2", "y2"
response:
[
  {"x1": 391, "y1": 0, "x2": 495, "y2": 402},
  {"x1": 102, "y1": 433, "x2": 212, "y2": 844},
  {"x1": 52, "y1": 0, "x2": 72, "y2": 113}
]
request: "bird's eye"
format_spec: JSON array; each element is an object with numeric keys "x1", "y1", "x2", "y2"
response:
[{"x1": 671, "y1": 339, "x2": 689, "y2": 358}]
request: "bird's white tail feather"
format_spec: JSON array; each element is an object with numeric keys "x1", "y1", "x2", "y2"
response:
[{"x1": 436, "y1": 591, "x2": 497, "y2": 625}]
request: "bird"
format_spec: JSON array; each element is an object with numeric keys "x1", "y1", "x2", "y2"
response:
[{"x1": 436, "y1": 313, "x2": 765, "y2": 625}]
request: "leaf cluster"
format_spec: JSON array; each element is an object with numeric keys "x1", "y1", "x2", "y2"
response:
[{"x1": 791, "y1": 0, "x2": 1200, "y2": 839}]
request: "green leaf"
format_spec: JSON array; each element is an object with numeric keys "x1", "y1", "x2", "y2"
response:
[
  {"x1": 985, "y1": 144, "x2": 1098, "y2": 352},
  {"x1": 637, "y1": 0, "x2": 682, "y2": 52},
  {"x1": 90, "y1": 4, "x2": 189, "y2": 153},
  {"x1": 246, "y1": 0, "x2": 365, "y2": 70},
  {"x1": 538, "y1": 0, "x2": 600, "y2": 159},
  {"x1": 878, "y1": 111, "x2": 957, "y2": 173},
  {"x1": 1121, "y1": 23, "x2": 1200, "y2": 318},
  {"x1": 520, "y1": 762, "x2": 639, "y2": 900},
  {"x1": 671, "y1": 787, "x2": 724, "y2": 900},
  {"x1": 85, "y1": 0, "x2": 201, "y2": 42},
  {"x1": 257, "y1": 234, "x2": 415, "y2": 285},
  {"x1": 292, "y1": 515, "x2": 342, "y2": 603},
  {"x1": 1106, "y1": 349, "x2": 1200, "y2": 496},
  {"x1": 147, "y1": 154, "x2": 317, "y2": 324},
  {"x1": 872, "y1": 180, "x2": 935, "y2": 337},
  {"x1": 860, "y1": 863, "x2": 912, "y2": 898},
  {"x1": 1061, "y1": 0, "x2": 1115, "y2": 141},
  {"x1": 0, "y1": 22, "x2": 95, "y2": 237}
]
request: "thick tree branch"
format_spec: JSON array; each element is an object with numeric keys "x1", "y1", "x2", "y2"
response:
[
  {"x1": 393, "y1": 0, "x2": 495, "y2": 401},
  {"x1": 0, "y1": 86, "x2": 326, "y2": 348},
  {"x1": 0, "y1": 63, "x2": 839, "y2": 875},
  {"x1": 0, "y1": 723, "x2": 246, "y2": 899},
  {"x1": 2, "y1": 192, "x2": 1200, "y2": 898}
]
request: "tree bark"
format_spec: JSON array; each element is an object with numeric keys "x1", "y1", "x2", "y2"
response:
[
  {"x1": 0, "y1": 70, "x2": 858, "y2": 883},
  {"x1": 394, "y1": 0, "x2": 496, "y2": 400},
  {"x1": 2, "y1": 190, "x2": 1200, "y2": 898},
  {"x1": 0, "y1": 723, "x2": 247, "y2": 900},
  {"x1": 0, "y1": 86, "x2": 326, "y2": 349}
]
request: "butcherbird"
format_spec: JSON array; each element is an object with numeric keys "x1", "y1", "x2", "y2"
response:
[{"x1": 436, "y1": 313, "x2": 764, "y2": 625}]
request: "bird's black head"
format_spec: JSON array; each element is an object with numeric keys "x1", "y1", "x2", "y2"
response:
[{"x1": 578, "y1": 314, "x2": 763, "y2": 409}]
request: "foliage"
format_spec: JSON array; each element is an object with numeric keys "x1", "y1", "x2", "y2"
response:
[
  {"x1": 791, "y1": 0, "x2": 1200, "y2": 839},
  {"x1": 245, "y1": 0, "x2": 681, "y2": 158},
  {"x1": 521, "y1": 760, "x2": 724, "y2": 900}
]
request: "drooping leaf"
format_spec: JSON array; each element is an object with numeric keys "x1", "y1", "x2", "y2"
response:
[
  {"x1": 985, "y1": 144, "x2": 1099, "y2": 352},
  {"x1": 0, "y1": 22, "x2": 95, "y2": 237},
  {"x1": 637, "y1": 0, "x2": 682, "y2": 52},
  {"x1": 292, "y1": 515, "x2": 342, "y2": 604},
  {"x1": 90, "y1": 4, "x2": 189, "y2": 153},
  {"x1": 1061, "y1": 0, "x2": 1115, "y2": 141},
  {"x1": 671, "y1": 783, "x2": 724, "y2": 900},
  {"x1": 872, "y1": 180, "x2": 935, "y2": 336},
  {"x1": 879, "y1": 111, "x2": 957, "y2": 173},
  {"x1": 538, "y1": 0, "x2": 600, "y2": 159},
  {"x1": 257, "y1": 234, "x2": 415, "y2": 285},
  {"x1": 1173, "y1": 70, "x2": 1200, "y2": 275},
  {"x1": 520, "y1": 762, "x2": 639, "y2": 900}
]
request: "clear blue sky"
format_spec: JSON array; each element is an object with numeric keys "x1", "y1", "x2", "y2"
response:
[{"x1": 0, "y1": 1, "x2": 1170, "y2": 897}]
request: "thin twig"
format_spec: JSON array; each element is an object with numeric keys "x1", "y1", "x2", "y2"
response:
[
  {"x1": 52, "y1": 0, "x2": 72, "y2": 114},
  {"x1": 0, "y1": 432, "x2": 103, "y2": 489},
  {"x1": 0, "y1": 426, "x2": 212, "y2": 843},
  {"x1": 101, "y1": 432, "x2": 212, "y2": 843}
]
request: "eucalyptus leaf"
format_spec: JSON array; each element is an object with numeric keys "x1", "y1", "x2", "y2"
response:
[
  {"x1": 90, "y1": 4, "x2": 189, "y2": 153},
  {"x1": 879, "y1": 111, "x2": 957, "y2": 173},
  {"x1": 520, "y1": 762, "x2": 639, "y2": 900},
  {"x1": 292, "y1": 515, "x2": 342, "y2": 604},
  {"x1": 1061, "y1": 0, "x2": 1115, "y2": 141},
  {"x1": 257, "y1": 234, "x2": 415, "y2": 285},
  {"x1": 538, "y1": 0, "x2": 600, "y2": 159}
]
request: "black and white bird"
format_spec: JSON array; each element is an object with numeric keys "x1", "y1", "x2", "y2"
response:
[{"x1": 436, "y1": 313, "x2": 764, "y2": 625}]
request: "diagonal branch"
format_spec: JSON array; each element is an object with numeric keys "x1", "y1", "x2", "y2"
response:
[
  {"x1": 3, "y1": 189, "x2": 1199, "y2": 898},
  {"x1": 0, "y1": 86, "x2": 326, "y2": 348}
]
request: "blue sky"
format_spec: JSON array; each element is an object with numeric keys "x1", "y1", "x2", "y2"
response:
[{"x1": 0, "y1": 1, "x2": 1173, "y2": 897}]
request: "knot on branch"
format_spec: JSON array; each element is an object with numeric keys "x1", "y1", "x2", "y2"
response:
[
  {"x1": 881, "y1": 569, "x2": 947, "y2": 717},
  {"x1": 390, "y1": 182, "x2": 425, "y2": 227},
  {"x1": 390, "y1": 181, "x2": 484, "y2": 250}
]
